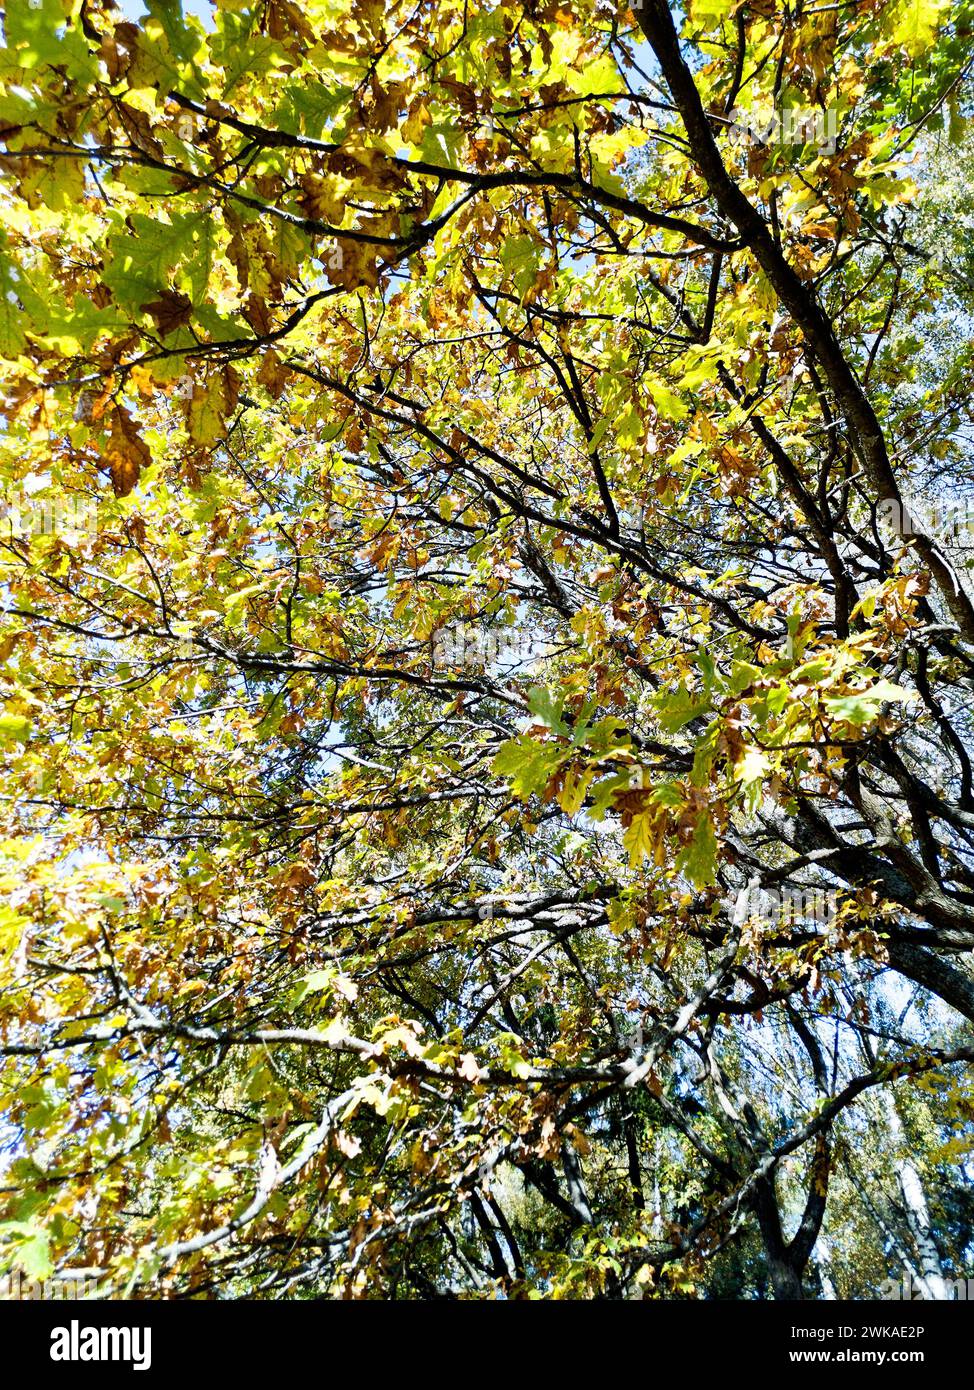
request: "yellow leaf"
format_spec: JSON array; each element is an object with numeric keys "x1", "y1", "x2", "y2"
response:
[
  {"x1": 186, "y1": 367, "x2": 240, "y2": 448},
  {"x1": 889, "y1": 0, "x2": 947, "y2": 54},
  {"x1": 402, "y1": 98, "x2": 431, "y2": 146}
]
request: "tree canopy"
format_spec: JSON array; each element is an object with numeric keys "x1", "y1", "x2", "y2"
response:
[{"x1": 1, "y1": 0, "x2": 974, "y2": 1299}]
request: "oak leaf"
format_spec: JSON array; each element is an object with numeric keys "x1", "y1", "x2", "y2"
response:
[
  {"x1": 142, "y1": 289, "x2": 193, "y2": 338},
  {"x1": 104, "y1": 406, "x2": 151, "y2": 497}
]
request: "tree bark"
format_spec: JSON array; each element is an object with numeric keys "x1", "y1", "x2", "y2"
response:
[{"x1": 885, "y1": 1092, "x2": 949, "y2": 1300}]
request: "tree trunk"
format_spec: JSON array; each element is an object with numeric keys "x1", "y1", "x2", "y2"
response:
[
  {"x1": 753, "y1": 1176, "x2": 805, "y2": 1300},
  {"x1": 885, "y1": 1091, "x2": 949, "y2": 1300}
]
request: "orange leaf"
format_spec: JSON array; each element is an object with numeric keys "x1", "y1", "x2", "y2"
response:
[{"x1": 104, "y1": 406, "x2": 151, "y2": 497}]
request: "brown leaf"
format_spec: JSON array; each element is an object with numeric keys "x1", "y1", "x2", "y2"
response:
[
  {"x1": 142, "y1": 289, "x2": 193, "y2": 338},
  {"x1": 257, "y1": 349, "x2": 290, "y2": 399},
  {"x1": 367, "y1": 77, "x2": 408, "y2": 132},
  {"x1": 225, "y1": 214, "x2": 250, "y2": 291},
  {"x1": 264, "y1": 0, "x2": 315, "y2": 46},
  {"x1": 324, "y1": 238, "x2": 379, "y2": 292},
  {"x1": 242, "y1": 294, "x2": 272, "y2": 337},
  {"x1": 115, "y1": 102, "x2": 164, "y2": 159},
  {"x1": 457, "y1": 1053, "x2": 483, "y2": 1082},
  {"x1": 438, "y1": 76, "x2": 479, "y2": 118},
  {"x1": 100, "y1": 22, "x2": 140, "y2": 82},
  {"x1": 185, "y1": 366, "x2": 240, "y2": 448},
  {"x1": 282, "y1": 861, "x2": 316, "y2": 891},
  {"x1": 104, "y1": 406, "x2": 151, "y2": 497}
]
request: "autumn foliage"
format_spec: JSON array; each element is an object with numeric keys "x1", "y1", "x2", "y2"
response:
[{"x1": 1, "y1": 0, "x2": 973, "y2": 1299}]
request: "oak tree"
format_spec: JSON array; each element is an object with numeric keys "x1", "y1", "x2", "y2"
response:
[{"x1": 1, "y1": 0, "x2": 973, "y2": 1298}]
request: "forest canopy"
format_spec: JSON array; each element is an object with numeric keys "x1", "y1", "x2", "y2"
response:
[{"x1": 1, "y1": 0, "x2": 974, "y2": 1300}]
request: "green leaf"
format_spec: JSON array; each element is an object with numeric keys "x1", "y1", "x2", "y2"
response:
[
  {"x1": 0, "y1": 714, "x2": 30, "y2": 745},
  {"x1": 2, "y1": 0, "x2": 97, "y2": 79},
  {"x1": 825, "y1": 680, "x2": 912, "y2": 726},
  {"x1": 500, "y1": 233, "x2": 539, "y2": 298},
  {"x1": 656, "y1": 684, "x2": 708, "y2": 733},
  {"x1": 493, "y1": 736, "x2": 564, "y2": 799},
  {"x1": 527, "y1": 686, "x2": 569, "y2": 735},
  {"x1": 103, "y1": 213, "x2": 203, "y2": 317},
  {"x1": 677, "y1": 812, "x2": 718, "y2": 888},
  {"x1": 0, "y1": 1223, "x2": 53, "y2": 1280},
  {"x1": 650, "y1": 382, "x2": 688, "y2": 422}
]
